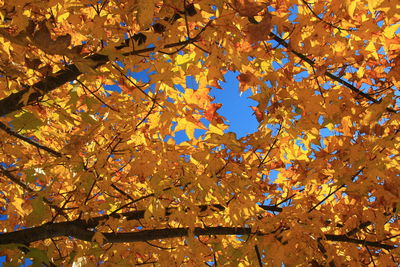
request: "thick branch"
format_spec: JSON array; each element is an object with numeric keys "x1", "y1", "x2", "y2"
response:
[
  {"x1": 268, "y1": 32, "x2": 383, "y2": 104},
  {"x1": 0, "y1": 165, "x2": 30, "y2": 190},
  {"x1": 0, "y1": 39, "x2": 196, "y2": 117},
  {"x1": 324, "y1": 234, "x2": 395, "y2": 250},
  {"x1": 73, "y1": 204, "x2": 282, "y2": 229},
  {"x1": 0, "y1": 223, "x2": 257, "y2": 245},
  {"x1": 0, "y1": 221, "x2": 395, "y2": 251}
]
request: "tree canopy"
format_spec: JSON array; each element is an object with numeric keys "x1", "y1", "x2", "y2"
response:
[{"x1": 0, "y1": 0, "x2": 399, "y2": 265}]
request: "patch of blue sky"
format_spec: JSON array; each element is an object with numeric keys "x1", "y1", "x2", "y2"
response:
[
  {"x1": 295, "y1": 138, "x2": 307, "y2": 151},
  {"x1": 288, "y1": 5, "x2": 298, "y2": 22},
  {"x1": 268, "y1": 169, "x2": 279, "y2": 182},
  {"x1": 103, "y1": 84, "x2": 121, "y2": 93},
  {"x1": 317, "y1": 127, "x2": 339, "y2": 149},
  {"x1": 115, "y1": 60, "x2": 124, "y2": 68},
  {"x1": 271, "y1": 57, "x2": 290, "y2": 70},
  {"x1": 200, "y1": 117, "x2": 210, "y2": 128},
  {"x1": 128, "y1": 69, "x2": 154, "y2": 83},
  {"x1": 210, "y1": 71, "x2": 259, "y2": 138},
  {"x1": 320, "y1": 127, "x2": 337, "y2": 137},
  {"x1": 318, "y1": 115, "x2": 324, "y2": 125},
  {"x1": 0, "y1": 162, "x2": 16, "y2": 168},
  {"x1": 173, "y1": 130, "x2": 189, "y2": 144},
  {"x1": 310, "y1": 142, "x2": 322, "y2": 151},
  {"x1": 294, "y1": 70, "x2": 309, "y2": 82},
  {"x1": 271, "y1": 61, "x2": 282, "y2": 70},
  {"x1": 321, "y1": 80, "x2": 335, "y2": 90},
  {"x1": 396, "y1": 25, "x2": 400, "y2": 35},
  {"x1": 309, "y1": 151, "x2": 316, "y2": 160},
  {"x1": 174, "y1": 84, "x2": 185, "y2": 93},
  {"x1": 20, "y1": 258, "x2": 32, "y2": 267},
  {"x1": 186, "y1": 75, "x2": 198, "y2": 89},
  {"x1": 144, "y1": 83, "x2": 157, "y2": 95},
  {"x1": 267, "y1": 123, "x2": 281, "y2": 136}
]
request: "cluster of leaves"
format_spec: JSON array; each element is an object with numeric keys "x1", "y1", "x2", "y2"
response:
[{"x1": 0, "y1": 0, "x2": 399, "y2": 265}]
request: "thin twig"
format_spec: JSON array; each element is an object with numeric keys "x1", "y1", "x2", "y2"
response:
[
  {"x1": 76, "y1": 79, "x2": 119, "y2": 112},
  {"x1": 258, "y1": 124, "x2": 282, "y2": 168},
  {"x1": 365, "y1": 245, "x2": 377, "y2": 267},
  {"x1": 0, "y1": 121, "x2": 62, "y2": 157},
  {"x1": 301, "y1": 0, "x2": 353, "y2": 32},
  {"x1": 267, "y1": 32, "x2": 396, "y2": 112},
  {"x1": 254, "y1": 245, "x2": 263, "y2": 266}
]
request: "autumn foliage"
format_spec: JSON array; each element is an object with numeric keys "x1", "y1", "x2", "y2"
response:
[{"x1": 0, "y1": 0, "x2": 399, "y2": 265}]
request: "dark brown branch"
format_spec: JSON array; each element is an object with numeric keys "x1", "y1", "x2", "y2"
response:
[
  {"x1": 258, "y1": 124, "x2": 282, "y2": 168},
  {"x1": 264, "y1": 31, "x2": 397, "y2": 112},
  {"x1": 0, "y1": 121, "x2": 62, "y2": 157},
  {"x1": 268, "y1": 32, "x2": 382, "y2": 104},
  {"x1": 0, "y1": 165, "x2": 67, "y2": 217},
  {"x1": 254, "y1": 245, "x2": 263, "y2": 266},
  {"x1": 308, "y1": 168, "x2": 364, "y2": 212},
  {"x1": 366, "y1": 245, "x2": 377, "y2": 267},
  {"x1": 76, "y1": 79, "x2": 119, "y2": 112},
  {"x1": 0, "y1": 38, "x2": 199, "y2": 117},
  {"x1": 0, "y1": 224, "x2": 259, "y2": 245},
  {"x1": 308, "y1": 184, "x2": 345, "y2": 212},
  {"x1": 0, "y1": 164, "x2": 31, "y2": 190},
  {"x1": 346, "y1": 221, "x2": 372, "y2": 237},
  {"x1": 0, "y1": 221, "x2": 395, "y2": 251},
  {"x1": 96, "y1": 204, "x2": 282, "y2": 229},
  {"x1": 324, "y1": 234, "x2": 395, "y2": 250}
]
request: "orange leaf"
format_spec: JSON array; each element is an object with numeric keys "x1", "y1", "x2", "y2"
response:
[
  {"x1": 205, "y1": 103, "x2": 223, "y2": 123},
  {"x1": 246, "y1": 12, "x2": 272, "y2": 43},
  {"x1": 250, "y1": 106, "x2": 264, "y2": 122},
  {"x1": 233, "y1": 0, "x2": 264, "y2": 17},
  {"x1": 237, "y1": 71, "x2": 258, "y2": 92}
]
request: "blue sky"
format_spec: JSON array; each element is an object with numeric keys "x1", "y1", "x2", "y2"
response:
[
  {"x1": 127, "y1": 68, "x2": 260, "y2": 142},
  {"x1": 210, "y1": 71, "x2": 259, "y2": 137},
  {"x1": 0, "y1": 71, "x2": 260, "y2": 267}
]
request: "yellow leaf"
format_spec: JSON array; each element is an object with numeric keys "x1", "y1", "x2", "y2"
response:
[
  {"x1": 12, "y1": 197, "x2": 26, "y2": 216},
  {"x1": 365, "y1": 41, "x2": 379, "y2": 60},
  {"x1": 368, "y1": 0, "x2": 384, "y2": 14},
  {"x1": 209, "y1": 123, "x2": 224, "y2": 135},
  {"x1": 383, "y1": 23, "x2": 400, "y2": 38},
  {"x1": 346, "y1": 0, "x2": 358, "y2": 18},
  {"x1": 175, "y1": 118, "x2": 200, "y2": 140}
]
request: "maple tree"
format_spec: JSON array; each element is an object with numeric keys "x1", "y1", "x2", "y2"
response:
[{"x1": 0, "y1": 0, "x2": 399, "y2": 265}]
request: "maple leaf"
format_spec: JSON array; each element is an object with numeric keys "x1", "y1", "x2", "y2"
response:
[
  {"x1": 205, "y1": 103, "x2": 223, "y2": 123},
  {"x1": 237, "y1": 71, "x2": 258, "y2": 93},
  {"x1": 0, "y1": 0, "x2": 398, "y2": 265},
  {"x1": 250, "y1": 106, "x2": 264, "y2": 122},
  {"x1": 32, "y1": 22, "x2": 71, "y2": 55},
  {"x1": 246, "y1": 12, "x2": 273, "y2": 43},
  {"x1": 232, "y1": 0, "x2": 264, "y2": 17}
]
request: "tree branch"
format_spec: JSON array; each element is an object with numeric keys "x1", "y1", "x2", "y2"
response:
[
  {"x1": 0, "y1": 121, "x2": 62, "y2": 157},
  {"x1": 262, "y1": 31, "x2": 396, "y2": 112},
  {"x1": 0, "y1": 38, "x2": 199, "y2": 117},
  {"x1": 324, "y1": 234, "x2": 395, "y2": 250},
  {"x1": 0, "y1": 165, "x2": 67, "y2": 217},
  {"x1": 0, "y1": 221, "x2": 395, "y2": 251}
]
